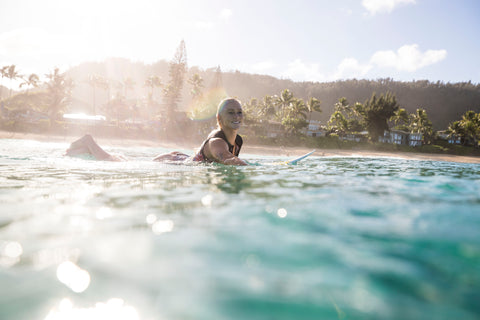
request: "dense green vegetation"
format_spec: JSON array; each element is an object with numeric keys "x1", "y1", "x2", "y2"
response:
[{"x1": 1, "y1": 41, "x2": 479, "y2": 156}]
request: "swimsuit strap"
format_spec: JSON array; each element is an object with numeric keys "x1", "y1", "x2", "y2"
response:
[{"x1": 195, "y1": 129, "x2": 243, "y2": 162}]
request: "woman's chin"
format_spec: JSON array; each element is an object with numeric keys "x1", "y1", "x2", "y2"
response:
[{"x1": 230, "y1": 123, "x2": 242, "y2": 130}]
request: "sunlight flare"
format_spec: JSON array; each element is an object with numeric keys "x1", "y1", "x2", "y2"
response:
[
  {"x1": 45, "y1": 298, "x2": 139, "y2": 320},
  {"x1": 56, "y1": 261, "x2": 91, "y2": 293}
]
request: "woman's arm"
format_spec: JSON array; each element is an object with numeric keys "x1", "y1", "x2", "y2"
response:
[{"x1": 204, "y1": 138, "x2": 248, "y2": 166}]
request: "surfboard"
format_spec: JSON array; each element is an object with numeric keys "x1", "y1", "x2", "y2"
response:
[
  {"x1": 284, "y1": 150, "x2": 315, "y2": 165},
  {"x1": 243, "y1": 150, "x2": 316, "y2": 166}
]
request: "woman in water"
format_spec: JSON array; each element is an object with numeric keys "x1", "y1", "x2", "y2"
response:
[{"x1": 65, "y1": 98, "x2": 248, "y2": 166}]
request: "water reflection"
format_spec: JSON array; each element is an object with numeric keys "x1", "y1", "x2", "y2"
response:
[
  {"x1": 56, "y1": 261, "x2": 90, "y2": 293},
  {"x1": 1, "y1": 140, "x2": 480, "y2": 320},
  {"x1": 201, "y1": 194, "x2": 213, "y2": 206},
  {"x1": 45, "y1": 298, "x2": 139, "y2": 320},
  {"x1": 0, "y1": 241, "x2": 23, "y2": 268},
  {"x1": 151, "y1": 219, "x2": 174, "y2": 235},
  {"x1": 277, "y1": 208, "x2": 288, "y2": 218},
  {"x1": 208, "y1": 166, "x2": 251, "y2": 194}
]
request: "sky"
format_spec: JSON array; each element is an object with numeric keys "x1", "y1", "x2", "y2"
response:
[{"x1": 1, "y1": 0, "x2": 479, "y2": 87}]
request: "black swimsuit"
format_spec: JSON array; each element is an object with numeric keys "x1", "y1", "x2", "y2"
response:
[{"x1": 193, "y1": 129, "x2": 243, "y2": 162}]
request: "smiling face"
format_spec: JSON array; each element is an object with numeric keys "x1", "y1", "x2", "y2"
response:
[{"x1": 217, "y1": 98, "x2": 243, "y2": 131}]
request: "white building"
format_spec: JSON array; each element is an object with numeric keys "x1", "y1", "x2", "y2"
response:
[
  {"x1": 306, "y1": 120, "x2": 325, "y2": 137},
  {"x1": 381, "y1": 130, "x2": 423, "y2": 146}
]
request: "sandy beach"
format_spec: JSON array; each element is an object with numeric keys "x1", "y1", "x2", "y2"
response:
[{"x1": 1, "y1": 130, "x2": 479, "y2": 164}]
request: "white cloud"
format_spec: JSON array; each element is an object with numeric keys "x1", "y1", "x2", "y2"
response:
[
  {"x1": 279, "y1": 44, "x2": 446, "y2": 83},
  {"x1": 282, "y1": 59, "x2": 326, "y2": 82},
  {"x1": 370, "y1": 44, "x2": 447, "y2": 72},
  {"x1": 362, "y1": 0, "x2": 416, "y2": 15},
  {"x1": 280, "y1": 58, "x2": 370, "y2": 82},
  {"x1": 332, "y1": 58, "x2": 372, "y2": 79},
  {"x1": 219, "y1": 8, "x2": 232, "y2": 20}
]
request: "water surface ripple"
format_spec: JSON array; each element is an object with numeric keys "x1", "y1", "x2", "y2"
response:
[{"x1": 0, "y1": 139, "x2": 479, "y2": 320}]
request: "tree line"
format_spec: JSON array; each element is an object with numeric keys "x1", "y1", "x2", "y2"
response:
[
  {"x1": 0, "y1": 40, "x2": 189, "y2": 128},
  {"x1": 241, "y1": 90, "x2": 433, "y2": 143},
  {"x1": 1, "y1": 40, "x2": 479, "y2": 146},
  {"x1": 221, "y1": 74, "x2": 480, "y2": 131}
]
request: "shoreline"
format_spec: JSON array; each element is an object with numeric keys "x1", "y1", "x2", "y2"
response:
[{"x1": 1, "y1": 130, "x2": 479, "y2": 164}]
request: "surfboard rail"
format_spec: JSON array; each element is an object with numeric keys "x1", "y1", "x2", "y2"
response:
[{"x1": 284, "y1": 150, "x2": 315, "y2": 165}]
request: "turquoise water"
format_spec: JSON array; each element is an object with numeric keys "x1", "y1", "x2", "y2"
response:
[{"x1": 1, "y1": 138, "x2": 479, "y2": 320}]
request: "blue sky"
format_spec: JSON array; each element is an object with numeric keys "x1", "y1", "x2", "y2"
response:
[{"x1": 1, "y1": 0, "x2": 479, "y2": 86}]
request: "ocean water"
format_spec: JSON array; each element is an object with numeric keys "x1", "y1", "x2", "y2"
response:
[{"x1": 0, "y1": 138, "x2": 479, "y2": 320}]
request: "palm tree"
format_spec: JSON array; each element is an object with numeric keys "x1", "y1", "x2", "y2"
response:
[
  {"x1": 187, "y1": 73, "x2": 203, "y2": 99},
  {"x1": 275, "y1": 89, "x2": 294, "y2": 121},
  {"x1": 258, "y1": 95, "x2": 276, "y2": 121},
  {"x1": 282, "y1": 98, "x2": 309, "y2": 135},
  {"x1": 6, "y1": 65, "x2": 21, "y2": 98},
  {"x1": 446, "y1": 121, "x2": 465, "y2": 145},
  {"x1": 19, "y1": 73, "x2": 40, "y2": 94},
  {"x1": 334, "y1": 97, "x2": 349, "y2": 113},
  {"x1": 460, "y1": 111, "x2": 480, "y2": 147},
  {"x1": 123, "y1": 77, "x2": 136, "y2": 100},
  {"x1": 331, "y1": 97, "x2": 364, "y2": 133},
  {"x1": 328, "y1": 111, "x2": 348, "y2": 135},
  {"x1": 45, "y1": 68, "x2": 73, "y2": 122},
  {"x1": 288, "y1": 98, "x2": 308, "y2": 119},
  {"x1": 0, "y1": 66, "x2": 9, "y2": 100},
  {"x1": 390, "y1": 108, "x2": 410, "y2": 132},
  {"x1": 144, "y1": 75, "x2": 163, "y2": 101},
  {"x1": 256, "y1": 95, "x2": 277, "y2": 137},
  {"x1": 99, "y1": 78, "x2": 111, "y2": 106},
  {"x1": 242, "y1": 97, "x2": 260, "y2": 123},
  {"x1": 410, "y1": 108, "x2": 434, "y2": 143},
  {"x1": 306, "y1": 97, "x2": 321, "y2": 123},
  {"x1": 445, "y1": 111, "x2": 480, "y2": 147}
]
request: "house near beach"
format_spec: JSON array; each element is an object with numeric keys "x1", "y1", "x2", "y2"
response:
[
  {"x1": 305, "y1": 120, "x2": 325, "y2": 137},
  {"x1": 437, "y1": 131, "x2": 462, "y2": 145},
  {"x1": 409, "y1": 133, "x2": 423, "y2": 147},
  {"x1": 380, "y1": 130, "x2": 423, "y2": 146},
  {"x1": 342, "y1": 131, "x2": 369, "y2": 142}
]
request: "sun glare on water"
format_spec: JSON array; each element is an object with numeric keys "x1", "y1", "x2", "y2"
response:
[
  {"x1": 56, "y1": 261, "x2": 90, "y2": 293},
  {"x1": 45, "y1": 298, "x2": 139, "y2": 320},
  {"x1": 48, "y1": 261, "x2": 139, "y2": 319}
]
